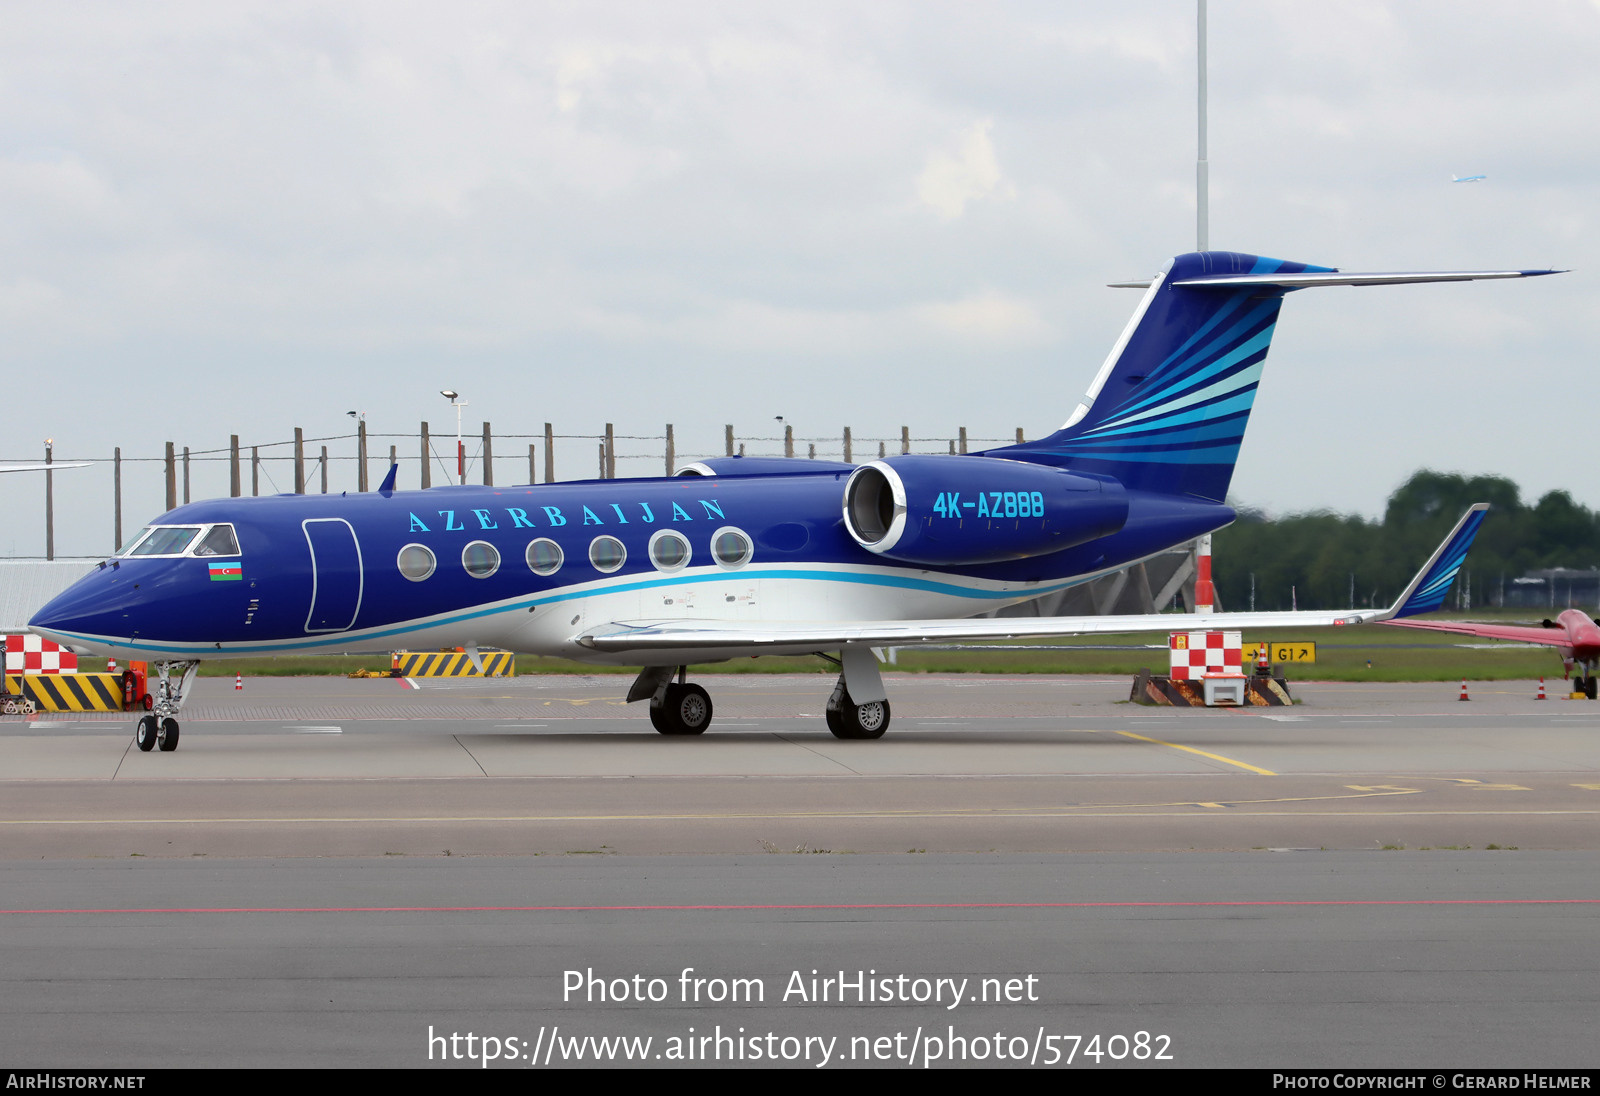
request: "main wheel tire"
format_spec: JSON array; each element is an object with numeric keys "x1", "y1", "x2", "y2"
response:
[
  {"x1": 844, "y1": 698, "x2": 890, "y2": 739},
  {"x1": 157, "y1": 718, "x2": 180, "y2": 752},
  {"x1": 1586, "y1": 676, "x2": 1597, "y2": 700},
  {"x1": 672, "y1": 683, "x2": 712, "y2": 735},
  {"x1": 135, "y1": 716, "x2": 157, "y2": 752},
  {"x1": 827, "y1": 690, "x2": 890, "y2": 740},
  {"x1": 651, "y1": 683, "x2": 713, "y2": 735}
]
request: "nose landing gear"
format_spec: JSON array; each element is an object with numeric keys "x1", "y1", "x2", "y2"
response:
[{"x1": 131, "y1": 661, "x2": 197, "y2": 753}]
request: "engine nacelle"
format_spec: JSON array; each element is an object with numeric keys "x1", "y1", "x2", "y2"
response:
[{"x1": 842, "y1": 455, "x2": 1127, "y2": 566}]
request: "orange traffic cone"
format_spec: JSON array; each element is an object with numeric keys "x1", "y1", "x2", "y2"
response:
[
  {"x1": 1536, "y1": 678, "x2": 1547, "y2": 700},
  {"x1": 107, "y1": 658, "x2": 117, "y2": 673},
  {"x1": 1458, "y1": 679, "x2": 1470, "y2": 701},
  {"x1": 234, "y1": 673, "x2": 242, "y2": 691}
]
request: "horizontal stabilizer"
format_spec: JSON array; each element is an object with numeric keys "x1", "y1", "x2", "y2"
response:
[
  {"x1": 1112, "y1": 269, "x2": 1563, "y2": 290},
  {"x1": 1173, "y1": 269, "x2": 1564, "y2": 289}
]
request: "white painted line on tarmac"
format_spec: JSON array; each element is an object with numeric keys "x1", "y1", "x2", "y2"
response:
[{"x1": 286, "y1": 725, "x2": 343, "y2": 734}]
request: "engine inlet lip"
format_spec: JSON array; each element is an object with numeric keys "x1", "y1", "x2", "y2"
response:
[{"x1": 842, "y1": 462, "x2": 907, "y2": 554}]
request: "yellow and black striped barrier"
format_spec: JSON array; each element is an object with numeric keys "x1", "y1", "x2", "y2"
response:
[
  {"x1": 394, "y1": 651, "x2": 514, "y2": 678},
  {"x1": 4, "y1": 673, "x2": 126, "y2": 712}
]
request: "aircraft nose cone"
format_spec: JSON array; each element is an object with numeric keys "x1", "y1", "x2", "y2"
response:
[
  {"x1": 28, "y1": 565, "x2": 129, "y2": 644},
  {"x1": 29, "y1": 584, "x2": 93, "y2": 639}
]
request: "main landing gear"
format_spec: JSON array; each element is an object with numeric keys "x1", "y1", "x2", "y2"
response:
[
  {"x1": 626, "y1": 665, "x2": 714, "y2": 735},
  {"x1": 133, "y1": 660, "x2": 197, "y2": 753},
  {"x1": 625, "y1": 647, "x2": 894, "y2": 739},
  {"x1": 1565, "y1": 660, "x2": 1599, "y2": 700},
  {"x1": 825, "y1": 678, "x2": 890, "y2": 740},
  {"x1": 651, "y1": 680, "x2": 714, "y2": 736}
]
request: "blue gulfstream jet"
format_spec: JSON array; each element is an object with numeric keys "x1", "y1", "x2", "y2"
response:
[{"x1": 31, "y1": 250, "x2": 1553, "y2": 750}]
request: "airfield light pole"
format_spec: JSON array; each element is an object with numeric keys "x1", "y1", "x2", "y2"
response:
[
  {"x1": 1197, "y1": 0, "x2": 1208, "y2": 253},
  {"x1": 44, "y1": 438, "x2": 53, "y2": 561},
  {"x1": 1189, "y1": 2, "x2": 1217, "y2": 613},
  {"x1": 441, "y1": 390, "x2": 466, "y2": 485},
  {"x1": 346, "y1": 411, "x2": 367, "y2": 492}
]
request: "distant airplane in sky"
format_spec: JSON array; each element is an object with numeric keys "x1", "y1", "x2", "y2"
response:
[
  {"x1": 1386, "y1": 608, "x2": 1600, "y2": 697},
  {"x1": 1452, "y1": 174, "x2": 1487, "y2": 183}
]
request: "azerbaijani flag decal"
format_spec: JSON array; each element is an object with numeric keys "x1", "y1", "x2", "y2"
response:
[{"x1": 208, "y1": 560, "x2": 243, "y2": 581}]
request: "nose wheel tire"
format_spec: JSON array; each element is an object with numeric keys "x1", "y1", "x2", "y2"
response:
[
  {"x1": 650, "y1": 682, "x2": 713, "y2": 735},
  {"x1": 135, "y1": 716, "x2": 157, "y2": 752},
  {"x1": 157, "y1": 718, "x2": 180, "y2": 752}
]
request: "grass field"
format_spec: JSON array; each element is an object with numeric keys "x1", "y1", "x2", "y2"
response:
[{"x1": 69, "y1": 612, "x2": 1578, "y2": 683}]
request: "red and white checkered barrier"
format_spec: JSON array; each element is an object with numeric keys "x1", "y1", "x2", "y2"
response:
[
  {"x1": 1168, "y1": 631, "x2": 1242, "y2": 680},
  {"x1": 5, "y1": 634, "x2": 78, "y2": 674}
]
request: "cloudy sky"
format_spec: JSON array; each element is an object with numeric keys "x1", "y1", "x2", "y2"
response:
[{"x1": 1, "y1": 1, "x2": 1596, "y2": 555}]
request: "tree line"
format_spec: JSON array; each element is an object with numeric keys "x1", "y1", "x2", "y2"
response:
[{"x1": 1211, "y1": 471, "x2": 1600, "y2": 611}]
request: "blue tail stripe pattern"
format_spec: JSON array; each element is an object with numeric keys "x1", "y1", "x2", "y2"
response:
[
  {"x1": 1392, "y1": 507, "x2": 1489, "y2": 619},
  {"x1": 1132, "y1": 267, "x2": 1295, "y2": 388},
  {"x1": 991, "y1": 251, "x2": 1333, "y2": 502},
  {"x1": 1115, "y1": 303, "x2": 1277, "y2": 414},
  {"x1": 1086, "y1": 385, "x2": 1261, "y2": 440},
  {"x1": 1066, "y1": 412, "x2": 1253, "y2": 449}
]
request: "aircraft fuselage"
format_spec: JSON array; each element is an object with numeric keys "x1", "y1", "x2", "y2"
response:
[
  {"x1": 1551, "y1": 607, "x2": 1600, "y2": 668},
  {"x1": 31, "y1": 470, "x2": 1234, "y2": 663}
]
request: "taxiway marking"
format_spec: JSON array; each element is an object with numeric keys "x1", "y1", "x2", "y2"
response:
[{"x1": 1116, "y1": 730, "x2": 1277, "y2": 776}]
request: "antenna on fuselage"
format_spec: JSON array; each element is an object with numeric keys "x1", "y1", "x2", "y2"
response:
[{"x1": 377, "y1": 462, "x2": 398, "y2": 497}]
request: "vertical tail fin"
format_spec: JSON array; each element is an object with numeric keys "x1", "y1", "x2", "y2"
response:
[
  {"x1": 989, "y1": 252, "x2": 1556, "y2": 502},
  {"x1": 993, "y1": 250, "x2": 1332, "y2": 502},
  {"x1": 1381, "y1": 503, "x2": 1489, "y2": 620}
]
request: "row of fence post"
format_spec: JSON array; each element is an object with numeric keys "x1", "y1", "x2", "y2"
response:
[
  {"x1": 33, "y1": 423, "x2": 1030, "y2": 555},
  {"x1": 185, "y1": 423, "x2": 1024, "y2": 497}
]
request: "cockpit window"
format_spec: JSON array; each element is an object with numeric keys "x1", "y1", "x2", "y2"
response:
[
  {"x1": 118, "y1": 528, "x2": 156, "y2": 556},
  {"x1": 194, "y1": 524, "x2": 240, "y2": 556},
  {"x1": 128, "y1": 526, "x2": 202, "y2": 556}
]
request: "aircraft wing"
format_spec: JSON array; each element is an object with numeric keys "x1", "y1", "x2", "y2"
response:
[
  {"x1": 578, "y1": 505, "x2": 1488, "y2": 656},
  {"x1": 1383, "y1": 619, "x2": 1573, "y2": 646},
  {"x1": 0, "y1": 462, "x2": 93, "y2": 473},
  {"x1": 577, "y1": 606, "x2": 1386, "y2": 654}
]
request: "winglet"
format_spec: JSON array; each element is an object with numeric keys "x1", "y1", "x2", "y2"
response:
[
  {"x1": 1378, "y1": 504, "x2": 1489, "y2": 621},
  {"x1": 377, "y1": 462, "x2": 399, "y2": 497}
]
